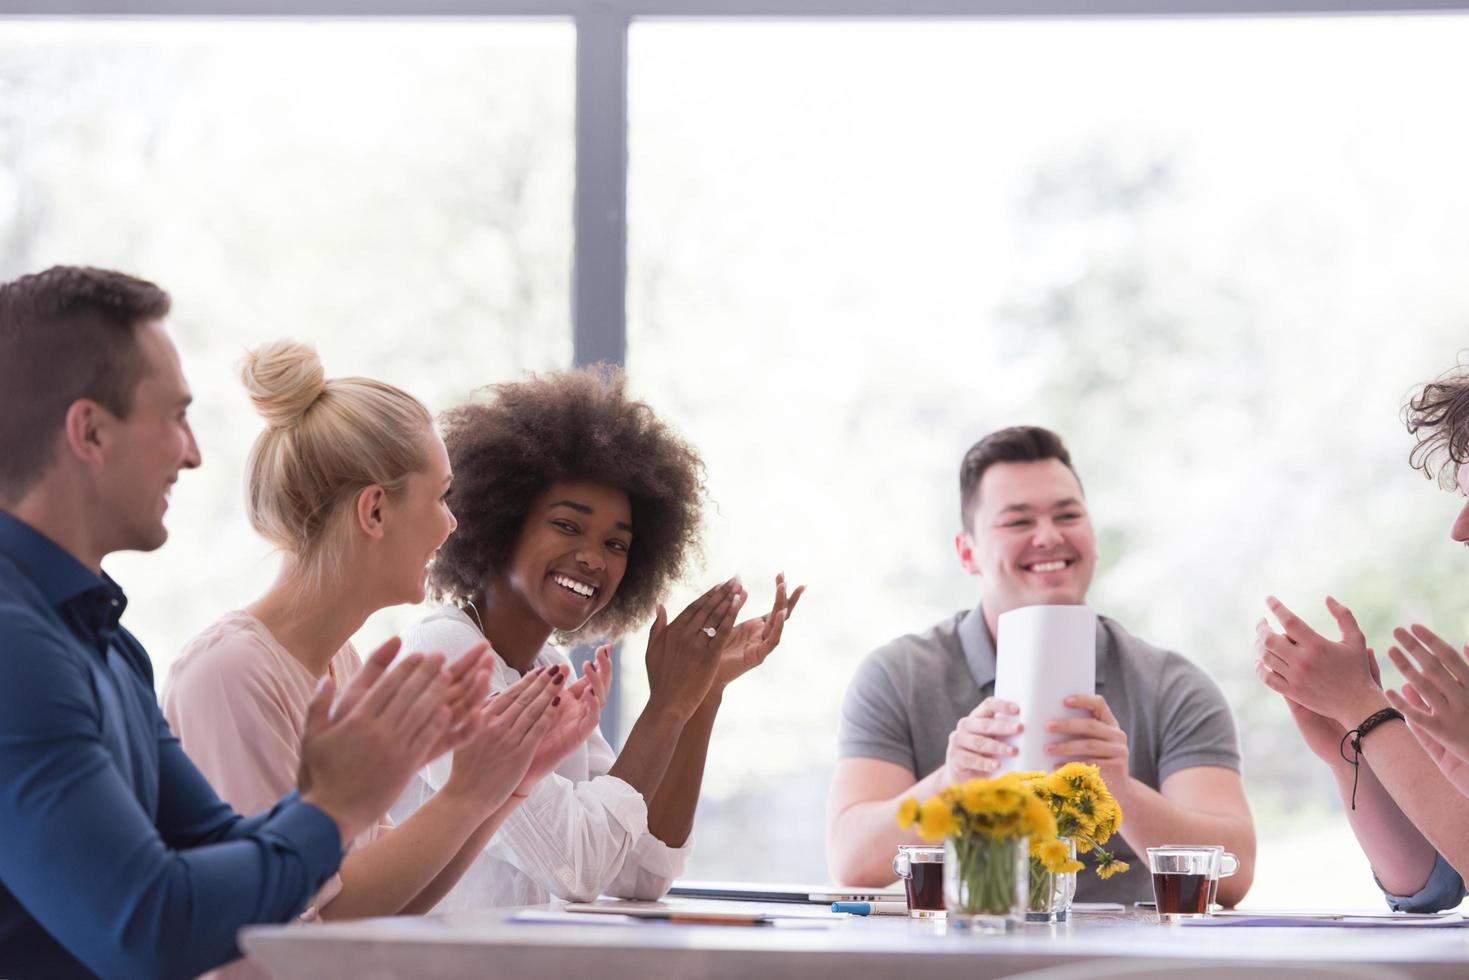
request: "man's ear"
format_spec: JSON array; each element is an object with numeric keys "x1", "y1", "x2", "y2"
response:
[
  {"x1": 955, "y1": 530, "x2": 982, "y2": 577},
  {"x1": 355, "y1": 485, "x2": 388, "y2": 540},
  {"x1": 62, "y1": 399, "x2": 110, "y2": 469}
]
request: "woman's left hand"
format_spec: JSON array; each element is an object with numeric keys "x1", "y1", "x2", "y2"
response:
[
  {"x1": 515, "y1": 647, "x2": 612, "y2": 796},
  {"x1": 711, "y1": 574, "x2": 804, "y2": 694}
]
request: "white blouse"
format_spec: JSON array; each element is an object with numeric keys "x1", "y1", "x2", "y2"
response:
[{"x1": 390, "y1": 605, "x2": 690, "y2": 911}]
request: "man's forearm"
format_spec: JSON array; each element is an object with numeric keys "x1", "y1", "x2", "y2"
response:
[
  {"x1": 1113, "y1": 779, "x2": 1256, "y2": 906},
  {"x1": 826, "y1": 767, "x2": 950, "y2": 886},
  {"x1": 1345, "y1": 723, "x2": 1468, "y2": 888}
]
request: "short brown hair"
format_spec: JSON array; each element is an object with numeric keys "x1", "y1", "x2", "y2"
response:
[
  {"x1": 0, "y1": 266, "x2": 170, "y2": 501},
  {"x1": 1405, "y1": 359, "x2": 1469, "y2": 489},
  {"x1": 959, "y1": 425, "x2": 1080, "y2": 528},
  {"x1": 428, "y1": 365, "x2": 704, "y2": 640}
]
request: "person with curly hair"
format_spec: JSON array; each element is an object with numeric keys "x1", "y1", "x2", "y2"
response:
[
  {"x1": 1255, "y1": 360, "x2": 1469, "y2": 913},
  {"x1": 394, "y1": 365, "x2": 803, "y2": 910}
]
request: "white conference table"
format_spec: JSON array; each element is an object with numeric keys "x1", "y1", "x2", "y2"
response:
[{"x1": 240, "y1": 898, "x2": 1469, "y2": 979}]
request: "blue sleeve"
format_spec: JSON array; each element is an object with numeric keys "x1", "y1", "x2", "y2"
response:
[
  {"x1": 1378, "y1": 852, "x2": 1468, "y2": 912},
  {"x1": 149, "y1": 692, "x2": 289, "y2": 847},
  {"x1": 0, "y1": 618, "x2": 342, "y2": 980}
]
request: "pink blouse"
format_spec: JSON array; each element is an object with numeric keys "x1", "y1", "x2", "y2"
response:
[{"x1": 163, "y1": 611, "x2": 392, "y2": 922}]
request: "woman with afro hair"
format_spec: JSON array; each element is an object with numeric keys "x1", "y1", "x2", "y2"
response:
[{"x1": 393, "y1": 365, "x2": 802, "y2": 910}]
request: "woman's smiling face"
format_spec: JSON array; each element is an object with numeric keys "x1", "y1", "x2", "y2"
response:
[{"x1": 501, "y1": 479, "x2": 633, "y2": 632}]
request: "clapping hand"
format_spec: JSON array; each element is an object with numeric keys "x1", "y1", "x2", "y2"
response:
[
  {"x1": 1255, "y1": 596, "x2": 1386, "y2": 728},
  {"x1": 298, "y1": 638, "x2": 455, "y2": 841},
  {"x1": 443, "y1": 663, "x2": 561, "y2": 811},
  {"x1": 1384, "y1": 624, "x2": 1469, "y2": 796},
  {"x1": 424, "y1": 642, "x2": 496, "y2": 761},
  {"x1": 1255, "y1": 616, "x2": 1386, "y2": 765},
  {"x1": 712, "y1": 573, "x2": 804, "y2": 693},
  {"x1": 644, "y1": 578, "x2": 743, "y2": 723},
  {"x1": 515, "y1": 646, "x2": 612, "y2": 796}
]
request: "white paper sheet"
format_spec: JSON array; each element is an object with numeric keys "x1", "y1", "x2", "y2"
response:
[
  {"x1": 992, "y1": 604, "x2": 1097, "y2": 774},
  {"x1": 1181, "y1": 912, "x2": 1468, "y2": 928}
]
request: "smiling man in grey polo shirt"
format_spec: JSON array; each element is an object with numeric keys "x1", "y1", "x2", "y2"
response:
[{"x1": 825, "y1": 426, "x2": 1255, "y2": 905}]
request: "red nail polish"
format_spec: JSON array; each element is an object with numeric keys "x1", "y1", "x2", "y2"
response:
[
  {"x1": 552, "y1": 696, "x2": 561, "y2": 707},
  {"x1": 553, "y1": 672, "x2": 565, "y2": 686}
]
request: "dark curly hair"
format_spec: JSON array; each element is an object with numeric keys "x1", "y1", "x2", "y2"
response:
[
  {"x1": 429, "y1": 364, "x2": 705, "y2": 639},
  {"x1": 1405, "y1": 357, "x2": 1469, "y2": 490}
]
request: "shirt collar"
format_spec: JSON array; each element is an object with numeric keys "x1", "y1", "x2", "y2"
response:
[
  {"x1": 959, "y1": 602, "x2": 1110, "y2": 691},
  {"x1": 0, "y1": 509, "x2": 112, "y2": 607}
]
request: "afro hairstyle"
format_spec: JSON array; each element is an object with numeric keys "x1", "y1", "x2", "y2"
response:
[{"x1": 429, "y1": 364, "x2": 705, "y2": 639}]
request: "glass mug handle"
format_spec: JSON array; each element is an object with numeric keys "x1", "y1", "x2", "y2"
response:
[
  {"x1": 1217, "y1": 852, "x2": 1239, "y2": 878},
  {"x1": 892, "y1": 851, "x2": 913, "y2": 880}
]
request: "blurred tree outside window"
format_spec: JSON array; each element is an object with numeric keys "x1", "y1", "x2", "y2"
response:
[
  {"x1": 7, "y1": 12, "x2": 1469, "y2": 910},
  {"x1": 0, "y1": 18, "x2": 575, "y2": 663},
  {"x1": 627, "y1": 16, "x2": 1469, "y2": 907}
]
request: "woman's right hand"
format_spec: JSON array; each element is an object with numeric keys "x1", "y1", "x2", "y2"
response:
[
  {"x1": 643, "y1": 578, "x2": 744, "y2": 723},
  {"x1": 514, "y1": 646, "x2": 612, "y2": 796},
  {"x1": 1256, "y1": 617, "x2": 1358, "y2": 765},
  {"x1": 441, "y1": 664, "x2": 560, "y2": 812}
]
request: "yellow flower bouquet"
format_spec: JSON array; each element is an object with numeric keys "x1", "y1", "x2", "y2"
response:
[
  {"x1": 896, "y1": 764, "x2": 1128, "y2": 926},
  {"x1": 1017, "y1": 763, "x2": 1130, "y2": 919},
  {"x1": 896, "y1": 771, "x2": 1059, "y2": 928}
]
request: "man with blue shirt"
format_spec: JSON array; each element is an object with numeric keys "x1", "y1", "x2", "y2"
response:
[{"x1": 0, "y1": 266, "x2": 461, "y2": 979}]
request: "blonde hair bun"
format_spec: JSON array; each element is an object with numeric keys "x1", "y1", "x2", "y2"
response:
[{"x1": 241, "y1": 339, "x2": 327, "y2": 429}]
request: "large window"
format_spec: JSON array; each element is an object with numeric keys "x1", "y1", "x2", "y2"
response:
[
  {"x1": 7, "y1": 7, "x2": 1468, "y2": 911},
  {"x1": 0, "y1": 18, "x2": 575, "y2": 674},
  {"x1": 627, "y1": 15, "x2": 1469, "y2": 906}
]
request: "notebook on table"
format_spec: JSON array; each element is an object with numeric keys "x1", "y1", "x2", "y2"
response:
[{"x1": 667, "y1": 880, "x2": 905, "y2": 905}]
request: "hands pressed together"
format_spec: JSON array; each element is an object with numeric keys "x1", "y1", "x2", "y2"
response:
[
  {"x1": 298, "y1": 574, "x2": 804, "y2": 842},
  {"x1": 299, "y1": 636, "x2": 613, "y2": 840},
  {"x1": 297, "y1": 637, "x2": 467, "y2": 841},
  {"x1": 644, "y1": 573, "x2": 804, "y2": 723},
  {"x1": 1255, "y1": 593, "x2": 1469, "y2": 796}
]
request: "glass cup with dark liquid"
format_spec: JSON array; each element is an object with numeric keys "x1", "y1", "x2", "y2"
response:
[
  {"x1": 1146, "y1": 846, "x2": 1219, "y2": 922},
  {"x1": 892, "y1": 845, "x2": 946, "y2": 918},
  {"x1": 1153, "y1": 844, "x2": 1239, "y2": 914}
]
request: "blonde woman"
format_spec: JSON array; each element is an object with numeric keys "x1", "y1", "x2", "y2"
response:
[{"x1": 164, "y1": 341, "x2": 603, "y2": 926}]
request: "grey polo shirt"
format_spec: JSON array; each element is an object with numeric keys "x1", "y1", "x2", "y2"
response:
[{"x1": 838, "y1": 604, "x2": 1241, "y2": 905}]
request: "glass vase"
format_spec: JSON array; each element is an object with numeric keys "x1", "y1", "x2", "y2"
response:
[
  {"x1": 1027, "y1": 836, "x2": 1078, "y2": 923},
  {"x1": 943, "y1": 834, "x2": 1027, "y2": 932}
]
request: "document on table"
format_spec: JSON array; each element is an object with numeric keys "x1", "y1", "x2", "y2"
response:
[
  {"x1": 993, "y1": 605, "x2": 1097, "y2": 773},
  {"x1": 1183, "y1": 910, "x2": 1468, "y2": 928}
]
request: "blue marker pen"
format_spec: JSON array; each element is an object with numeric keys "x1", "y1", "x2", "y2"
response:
[{"x1": 831, "y1": 901, "x2": 910, "y2": 916}]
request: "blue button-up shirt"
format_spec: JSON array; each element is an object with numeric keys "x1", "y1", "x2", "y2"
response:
[{"x1": 0, "y1": 511, "x2": 342, "y2": 980}]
